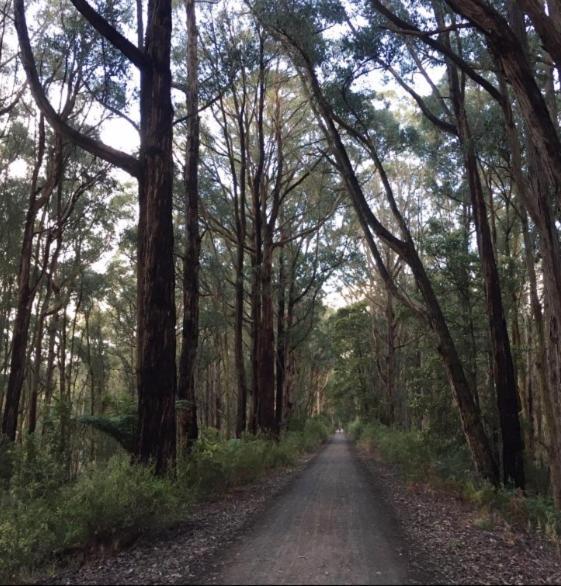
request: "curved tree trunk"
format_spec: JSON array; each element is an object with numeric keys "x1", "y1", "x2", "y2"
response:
[
  {"x1": 14, "y1": 0, "x2": 178, "y2": 475},
  {"x1": 289, "y1": 51, "x2": 499, "y2": 485},
  {"x1": 444, "y1": 38, "x2": 524, "y2": 487}
]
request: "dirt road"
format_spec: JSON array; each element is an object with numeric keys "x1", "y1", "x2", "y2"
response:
[{"x1": 199, "y1": 435, "x2": 412, "y2": 585}]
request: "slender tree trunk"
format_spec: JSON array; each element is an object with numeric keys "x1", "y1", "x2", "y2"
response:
[
  {"x1": 177, "y1": 0, "x2": 200, "y2": 452},
  {"x1": 2, "y1": 125, "x2": 62, "y2": 440},
  {"x1": 460, "y1": 200, "x2": 479, "y2": 402},
  {"x1": 42, "y1": 314, "x2": 58, "y2": 429},
  {"x1": 29, "y1": 222, "x2": 61, "y2": 435},
  {"x1": 250, "y1": 247, "x2": 261, "y2": 435},
  {"x1": 275, "y1": 243, "x2": 287, "y2": 431},
  {"x1": 28, "y1": 295, "x2": 47, "y2": 435},
  {"x1": 249, "y1": 37, "x2": 266, "y2": 435},
  {"x1": 521, "y1": 215, "x2": 546, "y2": 459},
  {"x1": 385, "y1": 286, "x2": 397, "y2": 425},
  {"x1": 234, "y1": 91, "x2": 248, "y2": 438},
  {"x1": 451, "y1": 81, "x2": 524, "y2": 489},
  {"x1": 257, "y1": 234, "x2": 276, "y2": 433},
  {"x1": 283, "y1": 264, "x2": 297, "y2": 424},
  {"x1": 234, "y1": 218, "x2": 248, "y2": 438}
]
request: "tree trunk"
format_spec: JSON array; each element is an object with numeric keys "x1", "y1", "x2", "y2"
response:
[
  {"x1": 234, "y1": 230, "x2": 248, "y2": 438},
  {"x1": 234, "y1": 94, "x2": 248, "y2": 439},
  {"x1": 521, "y1": 215, "x2": 546, "y2": 460},
  {"x1": 2, "y1": 124, "x2": 62, "y2": 440},
  {"x1": 498, "y1": 4, "x2": 561, "y2": 505},
  {"x1": 257, "y1": 234, "x2": 276, "y2": 433},
  {"x1": 250, "y1": 245, "x2": 261, "y2": 435},
  {"x1": 14, "y1": 0, "x2": 178, "y2": 474},
  {"x1": 447, "y1": 57, "x2": 524, "y2": 488},
  {"x1": 445, "y1": 0, "x2": 561, "y2": 196},
  {"x1": 136, "y1": 0, "x2": 177, "y2": 473},
  {"x1": 177, "y1": 0, "x2": 200, "y2": 453},
  {"x1": 385, "y1": 286, "x2": 397, "y2": 425},
  {"x1": 275, "y1": 243, "x2": 287, "y2": 431},
  {"x1": 249, "y1": 36, "x2": 266, "y2": 435}
]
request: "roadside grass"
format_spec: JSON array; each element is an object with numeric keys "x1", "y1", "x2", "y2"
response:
[
  {"x1": 0, "y1": 417, "x2": 330, "y2": 583},
  {"x1": 349, "y1": 419, "x2": 561, "y2": 541}
]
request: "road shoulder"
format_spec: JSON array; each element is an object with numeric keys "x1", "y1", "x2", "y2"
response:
[{"x1": 356, "y1": 446, "x2": 561, "y2": 585}]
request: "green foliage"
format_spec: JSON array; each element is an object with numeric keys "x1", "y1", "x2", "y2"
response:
[
  {"x1": 325, "y1": 303, "x2": 379, "y2": 422},
  {"x1": 461, "y1": 483, "x2": 561, "y2": 539},
  {"x1": 61, "y1": 458, "x2": 182, "y2": 549},
  {"x1": 178, "y1": 418, "x2": 330, "y2": 498},
  {"x1": 0, "y1": 445, "x2": 182, "y2": 583},
  {"x1": 292, "y1": 416, "x2": 331, "y2": 451},
  {"x1": 352, "y1": 420, "x2": 438, "y2": 481},
  {"x1": 352, "y1": 419, "x2": 474, "y2": 483}
]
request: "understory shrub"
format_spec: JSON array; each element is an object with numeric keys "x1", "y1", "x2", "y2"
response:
[
  {"x1": 351, "y1": 421, "x2": 441, "y2": 481},
  {"x1": 461, "y1": 482, "x2": 561, "y2": 539},
  {"x1": 0, "y1": 450, "x2": 182, "y2": 584},
  {"x1": 0, "y1": 417, "x2": 330, "y2": 582},
  {"x1": 62, "y1": 458, "x2": 183, "y2": 549},
  {"x1": 178, "y1": 416, "x2": 330, "y2": 498}
]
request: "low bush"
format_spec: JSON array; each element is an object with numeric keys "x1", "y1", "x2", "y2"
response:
[
  {"x1": 348, "y1": 419, "x2": 365, "y2": 441},
  {"x1": 298, "y1": 417, "x2": 331, "y2": 451},
  {"x1": 463, "y1": 482, "x2": 561, "y2": 538},
  {"x1": 351, "y1": 419, "x2": 474, "y2": 483},
  {"x1": 178, "y1": 417, "x2": 330, "y2": 498},
  {"x1": 62, "y1": 458, "x2": 183, "y2": 549},
  {"x1": 351, "y1": 421, "x2": 435, "y2": 481},
  {"x1": 0, "y1": 450, "x2": 182, "y2": 583}
]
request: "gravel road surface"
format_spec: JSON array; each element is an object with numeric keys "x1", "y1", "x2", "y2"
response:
[{"x1": 200, "y1": 435, "x2": 410, "y2": 585}]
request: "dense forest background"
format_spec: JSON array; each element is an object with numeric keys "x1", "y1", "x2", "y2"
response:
[{"x1": 2, "y1": 0, "x2": 561, "y2": 578}]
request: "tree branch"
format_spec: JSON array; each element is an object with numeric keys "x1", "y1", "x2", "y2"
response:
[
  {"x1": 70, "y1": 0, "x2": 149, "y2": 70},
  {"x1": 14, "y1": 0, "x2": 141, "y2": 178},
  {"x1": 383, "y1": 61, "x2": 458, "y2": 135},
  {"x1": 369, "y1": 0, "x2": 504, "y2": 105}
]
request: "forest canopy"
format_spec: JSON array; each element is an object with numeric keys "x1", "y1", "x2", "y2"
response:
[{"x1": 1, "y1": 0, "x2": 561, "y2": 577}]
